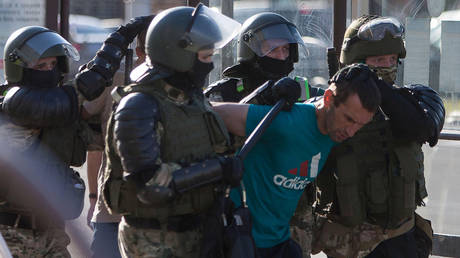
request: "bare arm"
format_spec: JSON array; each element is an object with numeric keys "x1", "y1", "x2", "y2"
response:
[
  {"x1": 211, "y1": 102, "x2": 249, "y2": 137},
  {"x1": 86, "y1": 150, "x2": 102, "y2": 228}
]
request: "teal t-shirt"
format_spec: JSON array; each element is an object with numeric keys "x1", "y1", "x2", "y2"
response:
[{"x1": 231, "y1": 103, "x2": 335, "y2": 248}]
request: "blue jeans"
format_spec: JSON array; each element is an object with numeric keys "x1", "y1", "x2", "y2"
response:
[{"x1": 90, "y1": 222, "x2": 121, "y2": 258}]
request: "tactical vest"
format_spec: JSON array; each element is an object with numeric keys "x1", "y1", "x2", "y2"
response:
[
  {"x1": 103, "y1": 79, "x2": 230, "y2": 219},
  {"x1": 322, "y1": 116, "x2": 427, "y2": 229}
]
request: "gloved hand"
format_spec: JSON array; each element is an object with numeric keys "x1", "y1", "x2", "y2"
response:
[
  {"x1": 220, "y1": 156, "x2": 244, "y2": 187},
  {"x1": 122, "y1": 15, "x2": 155, "y2": 42},
  {"x1": 75, "y1": 15, "x2": 155, "y2": 101},
  {"x1": 271, "y1": 77, "x2": 301, "y2": 111}
]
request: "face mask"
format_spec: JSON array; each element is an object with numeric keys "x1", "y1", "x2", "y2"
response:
[
  {"x1": 256, "y1": 56, "x2": 294, "y2": 80},
  {"x1": 371, "y1": 65, "x2": 398, "y2": 83},
  {"x1": 165, "y1": 59, "x2": 214, "y2": 91},
  {"x1": 189, "y1": 59, "x2": 214, "y2": 88},
  {"x1": 21, "y1": 66, "x2": 61, "y2": 88}
]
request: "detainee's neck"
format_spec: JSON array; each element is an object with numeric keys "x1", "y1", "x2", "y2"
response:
[{"x1": 313, "y1": 99, "x2": 327, "y2": 135}]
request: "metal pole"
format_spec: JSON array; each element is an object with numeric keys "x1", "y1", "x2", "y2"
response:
[
  {"x1": 45, "y1": 0, "x2": 59, "y2": 31},
  {"x1": 333, "y1": 0, "x2": 347, "y2": 60},
  {"x1": 60, "y1": 0, "x2": 70, "y2": 40},
  {"x1": 221, "y1": 0, "x2": 234, "y2": 76}
]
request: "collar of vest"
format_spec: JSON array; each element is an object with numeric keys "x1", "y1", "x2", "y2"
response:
[{"x1": 112, "y1": 80, "x2": 190, "y2": 105}]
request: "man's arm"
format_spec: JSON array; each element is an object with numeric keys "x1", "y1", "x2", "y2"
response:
[
  {"x1": 211, "y1": 102, "x2": 249, "y2": 137},
  {"x1": 86, "y1": 150, "x2": 102, "y2": 228},
  {"x1": 377, "y1": 81, "x2": 444, "y2": 145}
]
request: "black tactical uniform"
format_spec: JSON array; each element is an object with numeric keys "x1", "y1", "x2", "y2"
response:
[
  {"x1": 204, "y1": 12, "x2": 325, "y2": 104},
  {"x1": 0, "y1": 26, "x2": 85, "y2": 257},
  {"x1": 102, "y1": 5, "x2": 243, "y2": 257},
  {"x1": 0, "y1": 16, "x2": 151, "y2": 257}
]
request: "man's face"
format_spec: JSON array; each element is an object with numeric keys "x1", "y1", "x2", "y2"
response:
[
  {"x1": 29, "y1": 56, "x2": 57, "y2": 71},
  {"x1": 260, "y1": 39, "x2": 290, "y2": 60},
  {"x1": 365, "y1": 53, "x2": 398, "y2": 68},
  {"x1": 324, "y1": 91, "x2": 374, "y2": 142},
  {"x1": 197, "y1": 49, "x2": 215, "y2": 63}
]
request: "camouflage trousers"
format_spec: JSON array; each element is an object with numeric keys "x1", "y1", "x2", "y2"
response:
[
  {"x1": 311, "y1": 215, "x2": 416, "y2": 258},
  {"x1": 0, "y1": 224, "x2": 70, "y2": 258},
  {"x1": 290, "y1": 191, "x2": 314, "y2": 258},
  {"x1": 118, "y1": 217, "x2": 202, "y2": 258}
]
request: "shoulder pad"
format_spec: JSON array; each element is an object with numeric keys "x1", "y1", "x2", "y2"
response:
[{"x1": 115, "y1": 92, "x2": 159, "y2": 121}]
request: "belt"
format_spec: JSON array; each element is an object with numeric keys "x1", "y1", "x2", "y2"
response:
[
  {"x1": 385, "y1": 216, "x2": 415, "y2": 240},
  {"x1": 0, "y1": 212, "x2": 36, "y2": 230},
  {"x1": 124, "y1": 214, "x2": 202, "y2": 232}
]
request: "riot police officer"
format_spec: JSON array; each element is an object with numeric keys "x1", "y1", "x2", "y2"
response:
[
  {"x1": 0, "y1": 14, "x2": 152, "y2": 256},
  {"x1": 0, "y1": 26, "x2": 84, "y2": 257},
  {"x1": 311, "y1": 15, "x2": 445, "y2": 258},
  {"x1": 205, "y1": 12, "x2": 324, "y2": 104},
  {"x1": 101, "y1": 5, "x2": 243, "y2": 257}
]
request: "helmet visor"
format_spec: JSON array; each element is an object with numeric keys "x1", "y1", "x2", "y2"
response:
[
  {"x1": 242, "y1": 23, "x2": 305, "y2": 57},
  {"x1": 12, "y1": 31, "x2": 80, "y2": 67},
  {"x1": 183, "y1": 4, "x2": 241, "y2": 52},
  {"x1": 357, "y1": 17, "x2": 404, "y2": 41}
]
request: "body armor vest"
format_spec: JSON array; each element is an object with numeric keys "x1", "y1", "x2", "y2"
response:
[
  {"x1": 103, "y1": 79, "x2": 230, "y2": 219},
  {"x1": 320, "y1": 115, "x2": 427, "y2": 229}
]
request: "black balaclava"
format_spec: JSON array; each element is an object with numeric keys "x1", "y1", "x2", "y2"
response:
[
  {"x1": 165, "y1": 57, "x2": 214, "y2": 91},
  {"x1": 255, "y1": 55, "x2": 294, "y2": 80},
  {"x1": 21, "y1": 66, "x2": 61, "y2": 88}
]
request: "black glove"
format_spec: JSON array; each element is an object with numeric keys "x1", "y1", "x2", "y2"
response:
[
  {"x1": 220, "y1": 156, "x2": 244, "y2": 187},
  {"x1": 271, "y1": 77, "x2": 301, "y2": 111},
  {"x1": 122, "y1": 15, "x2": 155, "y2": 42},
  {"x1": 75, "y1": 15, "x2": 155, "y2": 101}
]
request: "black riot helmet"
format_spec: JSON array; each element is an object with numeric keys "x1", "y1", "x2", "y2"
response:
[
  {"x1": 238, "y1": 12, "x2": 305, "y2": 63},
  {"x1": 222, "y1": 12, "x2": 305, "y2": 81},
  {"x1": 4, "y1": 26, "x2": 80, "y2": 83},
  {"x1": 144, "y1": 4, "x2": 240, "y2": 73}
]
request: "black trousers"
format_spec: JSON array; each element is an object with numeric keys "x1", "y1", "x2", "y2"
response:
[
  {"x1": 257, "y1": 238, "x2": 302, "y2": 258},
  {"x1": 365, "y1": 228, "x2": 418, "y2": 258}
]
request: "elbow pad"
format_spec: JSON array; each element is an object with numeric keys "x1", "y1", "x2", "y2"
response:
[
  {"x1": 402, "y1": 84, "x2": 445, "y2": 146},
  {"x1": 75, "y1": 15, "x2": 154, "y2": 101},
  {"x1": 2, "y1": 85, "x2": 79, "y2": 127}
]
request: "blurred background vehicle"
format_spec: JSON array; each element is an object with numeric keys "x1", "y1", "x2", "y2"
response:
[{"x1": 67, "y1": 14, "x2": 119, "y2": 79}]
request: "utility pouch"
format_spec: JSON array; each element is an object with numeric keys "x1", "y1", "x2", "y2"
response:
[
  {"x1": 335, "y1": 148, "x2": 366, "y2": 227},
  {"x1": 60, "y1": 167, "x2": 86, "y2": 220},
  {"x1": 200, "y1": 183, "x2": 257, "y2": 258}
]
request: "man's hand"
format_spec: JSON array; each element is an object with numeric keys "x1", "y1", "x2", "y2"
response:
[
  {"x1": 87, "y1": 198, "x2": 96, "y2": 229},
  {"x1": 271, "y1": 77, "x2": 301, "y2": 111}
]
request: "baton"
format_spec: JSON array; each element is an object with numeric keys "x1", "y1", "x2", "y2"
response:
[{"x1": 238, "y1": 98, "x2": 286, "y2": 160}]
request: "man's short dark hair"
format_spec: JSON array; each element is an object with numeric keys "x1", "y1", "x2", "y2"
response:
[{"x1": 329, "y1": 63, "x2": 381, "y2": 113}]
